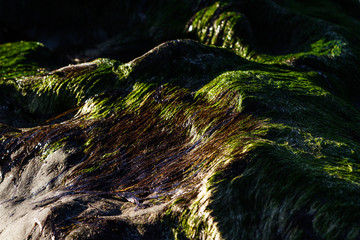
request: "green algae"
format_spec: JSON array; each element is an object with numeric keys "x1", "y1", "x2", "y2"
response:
[
  {"x1": 0, "y1": 41, "x2": 51, "y2": 80},
  {"x1": 2, "y1": 38, "x2": 360, "y2": 239},
  {"x1": 24, "y1": 58, "x2": 122, "y2": 114},
  {"x1": 1, "y1": 38, "x2": 360, "y2": 239},
  {"x1": 0, "y1": 39, "x2": 247, "y2": 127},
  {"x1": 0, "y1": 53, "x2": 125, "y2": 126},
  {"x1": 187, "y1": 0, "x2": 360, "y2": 107},
  {"x1": 145, "y1": 39, "x2": 360, "y2": 239},
  {"x1": 0, "y1": 1, "x2": 360, "y2": 238},
  {"x1": 188, "y1": 1, "x2": 253, "y2": 58},
  {"x1": 251, "y1": 38, "x2": 348, "y2": 65},
  {"x1": 40, "y1": 136, "x2": 69, "y2": 161}
]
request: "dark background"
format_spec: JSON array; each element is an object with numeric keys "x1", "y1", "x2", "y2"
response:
[{"x1": 0, "y1": 0, "x2": 210, "y2": 62}]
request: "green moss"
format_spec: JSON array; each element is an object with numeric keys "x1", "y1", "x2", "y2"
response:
[
  {"x1": 187, "y1": 0, "x2": 360, "y2": 107},
  {"x1": 26, "y1": 58, "x2": 122, "y2": 114},
  {"x1": 40, "y1": 136, "x2": 69, "y2": 160},
  {"x1": 1, "y1": 2, "x2": 360, "y2": 237},
  {"x1": 0, "y1": 55, "x2": 126, "y2": 126},
  {"x1": 0, "y1": 41, "x2": 64, "y2": 126},
  {"x1": 79, "y1": 159, "x2": 105, "y2": 174},
  {"x1": 1, "y1": 38, "x2": 359, "y2": 239},
  {"x1": 251, "y1": 39, "x2": 348, "y2": 64},
  {"x1": 188, "y1": 2, "x2": 253, "y2": 58},
  {"x1": 147, "y1": 37, "x2": 360, "y2": 238},
  {"x1": 0, "y1": 41, "x2": 50, "y2": 80}
]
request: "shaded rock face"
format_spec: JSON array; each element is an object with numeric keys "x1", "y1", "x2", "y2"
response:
[{"x1": 1, "y1": 0, "x2": 360, "y2": 239}]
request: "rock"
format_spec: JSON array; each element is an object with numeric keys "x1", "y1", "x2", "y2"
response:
[{"x1": 1, "y1": 0, "x2": 360, "y2": 239}]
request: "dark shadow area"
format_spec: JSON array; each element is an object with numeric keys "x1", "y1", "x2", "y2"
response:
[{"x1": 0, "y1": 0, "x2": 213, "y2": 63}]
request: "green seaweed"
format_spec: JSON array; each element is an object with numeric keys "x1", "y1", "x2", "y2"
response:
[
  {"x1": 188, "y1": 2, "x2": 253, "y2": 58},
  {"x1": 187, "y1": 0, "x2": 360, "y2": 107},
  {"x1": 1, "y1": 1, "x2": 360, "y2": 239},
  {"x1": 40, "y1": 136, "x2": 69, "y2": 161},
  {"x1": 1, "y1": 38, "x2": 360, "y2": 239},
  {"x1": 0, "y1": 41, "x2": 52, "y2": 80},
  {"x1": 2, "y1": 38, "x2": 360, "y2": 239}
]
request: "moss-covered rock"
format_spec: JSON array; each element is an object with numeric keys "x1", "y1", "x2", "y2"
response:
[
  {"x1": 187, "y1": 0, "x2": 360, "y2": 106},
  {"x1": 1, "y1": 0, "x2": 360, "y2": 239}
]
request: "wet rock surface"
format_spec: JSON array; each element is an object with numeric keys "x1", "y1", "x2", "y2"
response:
[{"x1": 1, "y1": 0, "x2": 360, "y2": 239}]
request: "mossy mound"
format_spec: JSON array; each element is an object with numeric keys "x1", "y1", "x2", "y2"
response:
[
  {"x1": 187, "y1": 0, "x2": 360, "y2": 106},
  {"x1": 0, "y1": 0, "x2": 360, "y2": 239}
]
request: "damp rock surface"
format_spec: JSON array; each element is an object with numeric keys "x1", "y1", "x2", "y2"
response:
[{"x1": 1, "y1": 0, "x2": 360, "y2": 239}]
